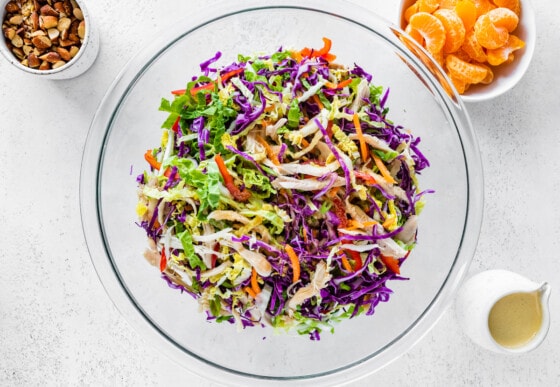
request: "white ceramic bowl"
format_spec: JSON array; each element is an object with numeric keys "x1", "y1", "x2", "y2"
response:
[
  {"x1": 0, "y1": 0, "x2": 99, "y2": 79},
  {"x1": 398, "y1": 0, "x2": 536, "y2": 102}
]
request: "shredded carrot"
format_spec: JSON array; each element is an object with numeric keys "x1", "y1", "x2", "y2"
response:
[
  {"x1": 250, "y1": 267, "x2": 261, "y2": 296},
  {"x1": 171, "y1": 89, "x2": 186, "y2": 95},
  {"x1": 244, "y1": 286, "x2": 257, "y2": 298},
  {"x1": 325, "y1": 78, "x2": 352, "y2": 89},
  {"x1": 285, "y1": 244, "x2": 301, "y2": 283},
  {"x1": 311, "y1": 94, "x2": 324, "y2": 110},
  {"x1": 144, "y1": 150, "x2": 161, "y2": 170},
  {"x1": 300, "y1": 138, "x2": 310, "y2": 147},
  {"x1": 372, "y1": 152, "x2": 396, "y2": 184},
  {"x1": 327, "y1": 186, "x2": 340, "y2": 198},
  {"x1": 256, "y1": 135, "x2": 280, "y2": 165},
  {"x1": 214, "y1": 154, "x2": 251, "y2": 202},
  {"x1": 159, "y1": 249, "x2": 167, "y2": 272},
  {"x1": 340, "y1": 256, "x2": 353, "y2": 272},
  {"x1": 220, "y1": 68, "x2": 244, "y2": 83},
  {"x1": 302, "y1": 226, "x2": 308, "y2": 243},
  {"x1": 353, "y1": 113, "x2": 368, "y2": 162}
]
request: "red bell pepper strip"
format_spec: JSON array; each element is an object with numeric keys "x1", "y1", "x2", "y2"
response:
[
  {"x1": 380, "y1": 255, "x2": 401, "y2": 275},
  {"x1": 159, "y1": 249, "x2": 167, "y2": 272}
]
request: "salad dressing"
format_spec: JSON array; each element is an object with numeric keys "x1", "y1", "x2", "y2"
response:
[{"x1": 488, "y1": 291, "x2": 543, "y2": 348}]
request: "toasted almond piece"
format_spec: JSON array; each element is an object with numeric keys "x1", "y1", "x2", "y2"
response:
[
  {"x1": 31, "y1": 35, "x2": 52, "y2": 49},
  {"x1": 52, "y1": 60, "x2": 66, "y2": 69},
  {"x1": 5, "y1": 1, "x2": 20, "y2": 13},
  {"x1": 39, "y1": 60, "x2": 50, "y2": 70},
  {"x1": 55, "y1": 46, "x2": 71, "y2": 61},
  {"x1": 30, "y1": 11, "x2": 39, "y2": 30},
  {"x1": 73, "y1": 7, "x2": 83, "y2": 20},
  {"x1": 47, "y1": 28, "x2": 60, "y2": 40},
  {"x1": 28, "y1": 52, "x2": 40, "y2": 67},
  {"x1": 39, "y1": 51, "x2": 61, "y2": 63},
  {"x1": 4, "y1": 27, "x2": 16, "y2": 40},
  {"x1": 20, "y1": 58, "x2": 29, "y2": 67},
  {"x1": 68, "y1": 45, "x2": 79, "y2": 57},
  {"x1": 77, "y1": 20, "x2": 85, "y2": 39},
  {"x1": 57, "y1": 17, "x2": 71, "y2": 31},
  {"x1": 12, "y1": 47, "x2": 24, "y2": 59},
  {"x1": 59, "y1": 38, "x2": 74, "y2": 47},
  {"x1": 29, "y1": 30, "x2": 46, "y2": 37},
  {"x1": 40, "y1": 15, "x2": 59, "y2": 29},
  {"x1": 22, "y1": 44, "x2": 33, "y2": 56},
  {"x1": 53, "y1": 2, "x2": 65, "y2": 13},
  {"x1": 9, "y1": 15, "x2": 23, "y2": 25},
  {"x1": 40, "y1": 4, "x2": 59, "y2": 17},
  {"x1": 11, "y1": 34, "x2": 24, "y2": 48}
]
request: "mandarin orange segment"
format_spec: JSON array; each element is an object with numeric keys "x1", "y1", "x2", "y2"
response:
[
  {"x1": 409, "y1": 12, "x2": 447, "y2": 55},
  {"x1": 487, "y1": 7, "x2": 519, "y2": 32},
  {"x1": 439, "y1": 0, "x2": 459, "y2": 9},
  {"x1": 474, "y1": 13, "x2": 508, "y2": 49},
  {"x1": 473, "y1": 0, "x2": 496, "y2": 17},
  {"x1": 404, "y1": 2, "x2": 420, "y2": 23},
  {"x1": 461, "y1": 30, "x2": 487, "y2": 62},
  {"x1": 445, "y1": 53, "x2": 489, "y2": 83},
  {"x1": 478, "y1": 63, "x2": 494, "y2": 84},
  {"x1": 418, "y1": 0, "x2": 441, "y2": 13},
  {"x1": 434, "y1": 9, "x2": 466, "y2": 53},
  {"x1": 492, "y1": 0, "x2": 521, "y2": 16},
  {"x1": 449, "y1": 74, "x2": 470, "y2": 94},
  {"x1": 405, "y1": 24, "x2": 425, "y2": 45},
  {"x1": 486, "y1": 34, "x2": 525, "y2": 65},
  {"x1": 455, "y1": 0, "x2": 478, "y2": 31}
]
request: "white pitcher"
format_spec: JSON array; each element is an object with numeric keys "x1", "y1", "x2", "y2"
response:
[{"x1": 455, "y1": 269, "x2": 551, "y2": 354}]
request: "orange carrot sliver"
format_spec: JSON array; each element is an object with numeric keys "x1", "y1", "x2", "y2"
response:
[
  {"x1": 171, "y1": 89, "x2": 186, "y2": 95},
  {"x1": 311, "y1": 94, "x2": 324, "y2": 110},
  {"x1": 256, "y1": 135, "x2": 280, "y2": 165},
  {"x1": 244, "y1": 286, "x2": 257, "y2": 298},
  {"x1": 353, "y1": 113, "x2": 368, "y2": 162},
  {"x1": 372, "y1": 152, "x2": 396, "y2": 184},
  {"x1": 190, "y1": 82, "x2": 215, "y2": 95},
  {"x1": 285, "y1": 244, "x2": 301, "y2": 283},
  {"x1": 325, "y1": 78, "x2": 352, "y2": 90},
  {"x1": 340, "y1": 256, "x2": 353, "y2": 272},
  {"x1": 250, "y1": 268, "x2": 261, "y2": 296},
  {"x1": 220, "y1": 68, "x2": 244, "y2": 83},
  {"x1": 144, "y1": 150, "x2": 161, "y2": 170}
]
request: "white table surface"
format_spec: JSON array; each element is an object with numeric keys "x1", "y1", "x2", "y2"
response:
[{"x1": 1, "y1": 0, "x2": 559, "y2": 385}]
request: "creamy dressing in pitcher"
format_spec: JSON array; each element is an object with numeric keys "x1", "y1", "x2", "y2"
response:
[{"x1": 488, "y1": 291, "x2": 543, "y2": 348}]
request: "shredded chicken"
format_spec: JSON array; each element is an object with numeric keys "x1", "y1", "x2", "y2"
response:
[{"x1": 287, "y1": 261, "x2": 331, "y2": 314}]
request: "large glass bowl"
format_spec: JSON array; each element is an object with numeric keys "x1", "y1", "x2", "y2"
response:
[{"x1": 80, "y1": 1, "x2": 483, "y2": 385}]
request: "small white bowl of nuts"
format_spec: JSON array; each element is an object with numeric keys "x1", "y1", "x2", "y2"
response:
[{"x1": 1, "y1": 0, "x2": 99, "y2": 79}]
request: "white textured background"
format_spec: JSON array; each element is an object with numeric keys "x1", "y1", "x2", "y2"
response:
[{"x1": 1, "y1": 0, "x2": 559, "y2": 385}]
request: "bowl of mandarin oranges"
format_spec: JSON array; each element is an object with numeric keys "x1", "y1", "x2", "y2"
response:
[{"x1": 399, "y1": 0, "x2": 535, "y2": 102}]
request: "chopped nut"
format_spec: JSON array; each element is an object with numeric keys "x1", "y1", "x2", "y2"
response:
[
  {"x1": 57, "y1": 17, "x2": 71, "y2": 32},
  {"x1": 11, "y1": 34, "x2": 24, "y2": 48},
  {"x1": 4, "y1": 27, "x2": 16, "y2": 40},
  {"x1": 40, "y1": 15, "x2": 59, "y2": 29},
  {"x1": 32, "y1": 35, "x2": 52, "y2": 49},
  {"x1": 23, "y1": 45, "x2": 33, "y2": 56},
  {"x1": 77, "y1": 20, "x2": 85, "y2": 39},
  {"x1": 47, "y1": 28, "x2": 59, "y2": 40},
  {"x1": 59, "y1": 38, "x2": 74, "y2": 47},
  {"x1": 55, "y1": 46, "x2": 71, "y2": 61},
  {"x1": 39, "y1": 60, "x2": 50, "y2": 70},
  {"x1": 68, "y1": 45, "x2": 79, "y2": 57},
  {"x1": 40, "y1": 4, "x2": 59, "y2": 17},
  {"x1": 12, "y1": 47, "x2": 24, "y2": 60},
  {"x1": 28, "y1": 52, "x2": 40, "y2": 67},
  {"x1": 29, "y1": 30, "x2": 46, "y2": 37},
  {"x1": 52, "y1": 60, "x2": 66, "y2": 69},
  {"x1": 5, "y1": 2, "x2": 20, "y2": 13},
  {"x1": 30, "y1": 11, "x2": 39, "y2": 30},
  {"x1": 73, "y1": 7, "x2": 83, "y2": 21},
  {"x1": 53, "y1": 2, "x2": 66, "y2": 14},
  {"x1": 39, "y1": 51, "x2": 61, "y2": 63},
  {"x1": 9, "y1": 15, "x2": 23, "y2": 25}
]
